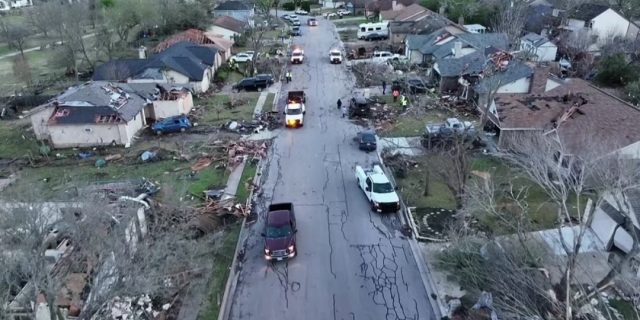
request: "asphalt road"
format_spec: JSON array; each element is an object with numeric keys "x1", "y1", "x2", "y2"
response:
[{"x1": 228, "y1": 15, "x2": 437, "y2": 320}]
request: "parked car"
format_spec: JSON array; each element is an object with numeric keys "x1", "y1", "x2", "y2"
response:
[
  {"x1": 308, "y1": 18, "x2": 317, "y2": 26},
  {"x1": 337, "y1": 9, "x2": 351, "y2": 15},
  {"x1": 348, "y1": 97, "x2": 372, "y2": 118},
  {"x1": 355, "y1": 131, "x2": 377, "y2": 151},
  {"x1": 230, "y1": 52, "x2": 253, "y2": 63},
  {"x1": 295, "y1": 9, "x2": 308, "y2": 15},
  {"x1": 152, "y1": 115, "x2": 191, "y2": 135},
  {"x1": 323, "y1": 12, "x2": 336, "y2": 18},
  {"x1": 290, "y1": 26, "x2": 302, "y2": 36},
  {"x1": 364, "y1": 33, "x2": 388, "y2": 41},
  {"x1": 233, "y1": 77, "x2": 270, "y2": 92},
  {"x1": 281, "y1": 14, "x2": 290, "y2": 20},
  {"x1": 289, "y1": 14, "x2": 298, "y2": 20},
  {"x1": 394, "y1": 76, "x2": 428, "y2": 94},
  {"x1": 255, "y1": 73, "x2": 275, "y2": 85}
]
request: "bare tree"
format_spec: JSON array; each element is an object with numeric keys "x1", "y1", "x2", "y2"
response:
[
  {"x1": 0, "y1": 21, "x2": 33, "y2": 58},
  {"x1": 24, "y1": 2, "x2": 61, "y2": 38},
  {"x1": 438, "y1": 0, "x2": 480, "y2": 22},
  {"x1": 11, "y1": 55, "x2": 33, "y2": 87},
  {"x1": 462, "y1": 131, "x2": 640, "y2": 318},
  {"x1": 491, "y1": 0, "x2": 528, "y2": 49},
  {"x1": 93, "y1": 26, "x2": 122, "y2": 61},
  {"x1": 557, "y1": 29, "x2": 596, "y2": 78},
  {"x1": 59, "y1": 3, "x2": 99, "y2": 74},
  {"x1": 245, "y1": 22, "x2": 269, "y2": 77},
  {"x1": 252, "y1": 0, "x2": 277, "y2": 23},
  {"x1": 105, "y1": 0, "x2": 159, "y2": 43},
  {"x1": 351, "y1": 62, "x2": 391, "y2": 87}
]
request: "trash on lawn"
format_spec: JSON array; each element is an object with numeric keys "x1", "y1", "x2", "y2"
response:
[
  {"x1": 191, "y1": 158, "x2": 212, "y2": 171},
  {"x1": 95, "y1": 159, "x2": 107, "y2": 168},
  {"x1": 227, "y1": 140, "x2": 269, "y2": 169},
  {"x1": 105, "y1": 154, "x2": 123, "y2": 161}
]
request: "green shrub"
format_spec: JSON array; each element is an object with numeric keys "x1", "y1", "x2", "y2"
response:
[
  {"x1": 281, "y1": 2, "x2": 295, "y2": 10},
  {"x1": 301, "y1": 2, "x2": 311, "y2": 11},
  {"x1": 215, "y1": 71, "x2": 228, "y2": 81}
]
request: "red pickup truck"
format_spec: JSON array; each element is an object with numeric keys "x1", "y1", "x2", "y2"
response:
[{"x1": 262, "y1": 203, "x2": 298, "y2": 261}]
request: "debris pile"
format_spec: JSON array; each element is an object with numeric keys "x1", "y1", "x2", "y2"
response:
[
  {"x1": 351, "y1": 63, "x2": 391, "y2": 87},
  {"x1": 381, "y1": 151, "x2": 418, "y2": 178},
  {"x1": 222, "y1": 111, "x2": 282, "y2": 134},
  {"x1": 227, "y1": 140, "x2": 269, "y2": 169},
  {"x1": 106, "y1": 293, "x2": 182, "y2": 320}
]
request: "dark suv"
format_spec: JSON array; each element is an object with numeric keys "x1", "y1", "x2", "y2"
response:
[
  {"x1": 262, "y1": 203, "x2": 297, "y2": 261},
  {"x1": 233, "y1": 77, "x2": 270, "y2": 92}
]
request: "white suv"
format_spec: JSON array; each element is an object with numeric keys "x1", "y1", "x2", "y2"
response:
[{"x1": 337, "y1": 9, "x2": 351, "y2": 15}]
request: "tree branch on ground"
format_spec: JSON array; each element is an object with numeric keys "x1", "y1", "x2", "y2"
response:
[{"x1": 351, "y1": 62, "x2": 391, "y2": 87}]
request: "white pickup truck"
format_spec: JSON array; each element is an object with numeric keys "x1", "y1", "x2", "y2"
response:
[
  {"x1": 284, "y1": 91, "x2": 306, "y2": 127},
  {"x1": 350, "y1": 51, "x2": 407, "y2": 66},
  {"x1": 330, "y1": 48, "x2": 342, "y2": 64},
  {"x1": 291, "y1": 46, "x2": 304, "y2": 64},
  {"x1": 355, "y1": 165, "x2": 401, "y2": 213}
]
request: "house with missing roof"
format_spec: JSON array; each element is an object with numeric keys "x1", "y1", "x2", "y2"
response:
[
  {"x1": 482, "y1": 67, "x2": 640, "y2": 161},
  {"x1": 365, "y1": 0, "x2": 414, "y2": 19},
  {"x1": 404, "y1": 25, "x2": 467, "y2": 64},
  {"x1": 213, "y1": 0, "x2": 254, "y2": 27},
  {"x1": 209, "y1": 15, "x2": 247, "y2": 41},
  {"x1": 561, "y1": 4, "x2": 639, "y2": 45},
  {"x1": 380, "y1": 3, "x2": 430, "y2": 22},
  {"x1": 29, "y1": 82, "x2": 193, "y2": 148},
  {"x1": 92, "y1": 42, "x2": 217, "y2": 93},
  {"x1": 155, "y1": 29, "x2": 234, "y2": 62},
  {"x1": 520, "y1": 33, "x2": 557, "y2": 61},
  {"x1": 388, "y1": 14, "x2": 449, "y2": 47}
]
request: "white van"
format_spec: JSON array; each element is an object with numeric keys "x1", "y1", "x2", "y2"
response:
[{"x1": 356, "y1": 22, "x2": 389, "y2": 40}]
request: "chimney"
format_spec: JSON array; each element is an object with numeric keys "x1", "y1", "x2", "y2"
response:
[
  {"x1": 454, "y1": 41, "x2": 462, "y2": 58},
  {"x1": 458, "y1": 16, "x2": 464, "y2": 25},
  {"x1": 138, "y1": 46, "x2": 147, "y2": 59},
  {"x1": 392, "y1": 0, "x2": 397, "y2": 10},
  {"x1": 439, "y1": 5, "x2": 445, "y2": 15}
]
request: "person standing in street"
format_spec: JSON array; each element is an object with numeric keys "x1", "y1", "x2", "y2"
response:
[
  {"x1": 342, "y1": 104, "x2": 349, "y2": 118},
  {"x1": 337, "y1": 99, "x2": 342, "y2": 110},
  {"x1": 382, "y1": 81, "x2": 387, "y2": 95},
  {"x1": 393, "y1": 89, "x2": 399, "y2": 102},
  {"x1": 286, "y1": 70, "x2": 292, "y2": 83}
]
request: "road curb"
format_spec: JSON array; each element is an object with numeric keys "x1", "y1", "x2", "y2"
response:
[
  {"x1": 376, "y1": 151, "x2": 447, "y2": 319},
  {"x1": 217, "y1": 158, "x2": 264, "y2": 320}
]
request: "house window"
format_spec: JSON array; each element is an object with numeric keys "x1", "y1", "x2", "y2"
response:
[{"x1": 585, "y1": 20, "x2": 594, "y2": 29}]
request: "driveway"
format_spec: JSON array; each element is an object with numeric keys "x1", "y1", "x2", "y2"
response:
[{"x1": 228, "y1": 12, "x2": 436, "y2": 320}]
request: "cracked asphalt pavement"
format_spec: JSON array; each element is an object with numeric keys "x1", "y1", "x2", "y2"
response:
[{"x1": 228, "y1": 15, "x2": 436, "y2": 320}]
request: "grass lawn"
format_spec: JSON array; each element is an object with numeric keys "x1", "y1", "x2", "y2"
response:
[
  {"x1": 188, "y1": 167, "x2": 228, "y2": 197},
  {"x1": 374, "y1": 95, "x2": 467, "y2": 138},
  {"x1": 264, "y1": 93, "x2": 275, "y2": 111},
  {"x1": 0, "y1": 119, "x2": 41, "y2": 159},
  {"x1": 393, "y1": 154, "x2": 586, "y2": 234},
  {"x1": 0, "y1": 49, "x2": 66, "y2": 95},
  {"x1": 337, "y1": 30, "x2": 357, "y2": 41},
  {"x1": 200, "y1": 223, "x2": 241, "y2": 320},
  {"x1": 263, "y1": 30, "x2": 284, "y2": 40},
  {"x1": 235, "y1": 159, "x2": 258, "y2": 204},
  {"x1": 608, "y1": 299, "x2": 638, "y2": 320},
  {"x1": 197, "y1": 93, "x2": 261, "y2": 126}
]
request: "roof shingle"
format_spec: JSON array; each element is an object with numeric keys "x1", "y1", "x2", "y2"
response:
[
  {"x1": 212, "y1": 15, "x2": 247, "y2": 33},
  {"x1": 493, "y1": 78, "x2": 640, "y2": 154}
]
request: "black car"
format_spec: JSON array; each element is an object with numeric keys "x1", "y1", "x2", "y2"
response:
[
  {"x1": 356, "y1": 131, "x2": 377, "y2": 151},
  {"x1": 255, "y1": 73, "x2": 275, "y2": 85},
  {"x1": 364, "y1": 33, "x2": 387, "y2": 41},
  {"x1": 233, "y1": 77, "x2": 270, "y2": 92},
  {"x1": 348, "y1": 97, "x2": 372, "y2": 118}
]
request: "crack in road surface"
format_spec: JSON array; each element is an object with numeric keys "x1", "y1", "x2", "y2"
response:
[{"x1": 228, "y1": 11, "x2": 437, "y2": 320}]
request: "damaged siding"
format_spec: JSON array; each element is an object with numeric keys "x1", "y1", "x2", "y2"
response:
[
  {"x1": 497, "y1": 77, "x2": 531, "y2": 93},
  {"x1": 48, "y1": 124, "x2": 124, "y2": 148},
  {"x1": 30, "y1": 106, "x2": 55, "y2": 140}
]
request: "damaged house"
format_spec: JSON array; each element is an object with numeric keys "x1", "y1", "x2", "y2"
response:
[
  {"x1": 155, "y1": 29, "x2": 234, "y2": 62},
  {"x1": 92, "y1": 41, "x2": 218, "y2": 93},
  {"x1": 388, "y1": 14, "x2": 450, "y2": 48},
  {"x1": 482, "y1": 69, "x2": 640, "y2": 158},
  {"x1": 29, "y1": 82, "x2": 193, "y2": 148},
  {"x1": 404, "y1": 25, "x2": 468, "y2": 64},
  {"x1": 410, "y1": 32, "x2": 538, "y2": 100}
]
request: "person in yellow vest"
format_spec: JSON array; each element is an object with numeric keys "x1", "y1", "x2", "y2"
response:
[
  {"x1": 401, "y1": 95, "x2": 408, "y2": 112},
  {"x1": 286, "y1": 70, "x2": 292, "y2": 83}
]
